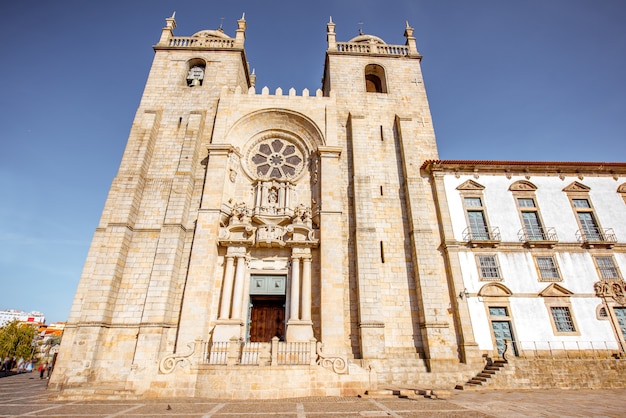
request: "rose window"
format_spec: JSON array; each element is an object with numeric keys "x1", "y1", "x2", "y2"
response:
[{"x1": 250, "y1": 138, "x2": 303, "y2": 180}]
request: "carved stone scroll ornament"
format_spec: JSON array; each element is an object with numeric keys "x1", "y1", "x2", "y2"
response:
[
  {"x1": 316, "y1": 342, "x2": 348, "y2": 374},
  {"x1": 158, "y1": 341, "x2": 196, "y2": 374},
  {"x1": 218, "y1": 202, "x2": 256, "y2": 245},
  {"x1": 594, "y1": 280, "x2": 626, "y2": 305}
]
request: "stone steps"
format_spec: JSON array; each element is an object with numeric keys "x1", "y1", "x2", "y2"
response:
[{"x1": 455, "y1": 359, "x2": 507, "y2": 390}]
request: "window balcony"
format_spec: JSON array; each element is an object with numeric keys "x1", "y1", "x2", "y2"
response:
[
  {"x1": 576, "y1": 228, "x2": 617, "y2": 248},
  {"x1": 463, "y1": 226, "x2": 501, "y2": 248},
  {"x1": 518, "y1": 226, "x2": 558, "y2": 248}
]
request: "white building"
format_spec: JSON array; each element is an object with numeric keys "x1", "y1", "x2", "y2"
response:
[
  {"x1": 423, "y1": 160, "x2": 626, "y2": 359},
  {"x1": 0, "y1": 309, "x2": 46, "y2": 327}
]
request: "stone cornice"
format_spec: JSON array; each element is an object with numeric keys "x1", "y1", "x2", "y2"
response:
[{"x1": 423, "y1": 160, "x2": 626, "y2": 178}]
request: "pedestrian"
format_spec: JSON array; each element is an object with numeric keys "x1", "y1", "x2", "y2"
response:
[
  {"x1": 46, "y1": 361, "x2": 53, "y2": 379},
  {"x1": 39, "y1": 361, "x2": 48, "y2": 379},
  {"x1": 0, "y1": 356, "x2": 9, "y2": 371}
]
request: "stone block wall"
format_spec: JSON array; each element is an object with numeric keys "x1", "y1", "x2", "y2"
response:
[{"x1": 491, "y1": 358, "x2": 626, "y2": 389}]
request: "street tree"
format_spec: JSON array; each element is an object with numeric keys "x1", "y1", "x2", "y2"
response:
[{"x1": 0, "y1": 320, "x2": 38, "y2": 359}]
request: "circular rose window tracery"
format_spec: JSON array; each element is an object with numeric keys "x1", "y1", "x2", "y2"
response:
[{"x1": 248, "y1": 138, "x2": 304, "y2": 180}]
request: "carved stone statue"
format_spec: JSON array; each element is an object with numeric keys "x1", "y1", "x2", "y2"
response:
[
  {"x1": 293, "y1": 203, "x2": 312, "y2": 226},
  {"x1": 230, "y1": 201, "x2": 250, "y2": 225}
]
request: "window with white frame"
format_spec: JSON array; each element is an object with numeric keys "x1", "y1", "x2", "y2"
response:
[
  {"x1": 594, "y1": 256, "x2": 621, "y2": 279},
  {"x1": 535, "y1": 256, "x2": 561, "y2": 281},
  {"x1": 550, "y1": 307, "x2": 576, "y2": 333},
  {"x1": 477, "y1": 255, "x2": 502, "y2": 280}
]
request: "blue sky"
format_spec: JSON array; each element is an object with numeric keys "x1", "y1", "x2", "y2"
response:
[{"x1": 1, "y1": 1, "x2": 625, "y2": 324}]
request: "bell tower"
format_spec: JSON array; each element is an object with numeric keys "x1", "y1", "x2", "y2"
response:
[
  {"x1": 322, "y1": 18, "x2": 479, "y2": 370},
  {"x1": 50, "y1": 13, "x2": 255, "y2": 392}
]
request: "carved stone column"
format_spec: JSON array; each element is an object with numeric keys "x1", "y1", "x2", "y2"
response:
[
  {"x1": 286, "y1": 247, "x2": 313, "y2": 342},
  {"x1": 213, "y1": 247, "x2": 247, "y2": 342},
  {"x1": 289, "y1": 256, "x2": 301, "y2": 320},
  {"x1": 231, "y1": 255, "x2": 247, "y2": 320},
  {"x1": 219, "y1": 254, "x2": 235, "y2": 319},
  {"x1": 301, "y1": 256, "x2": 312, "y2": 321}
]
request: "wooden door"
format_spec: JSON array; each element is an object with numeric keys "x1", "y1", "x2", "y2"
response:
[{"x1": 249, "y1": 298, "x2": 285, "y2": 342}]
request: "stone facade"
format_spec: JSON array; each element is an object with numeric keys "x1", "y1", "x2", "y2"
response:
[{"x1": 48, "y1": 15, "x2": 626, "y2": 400}]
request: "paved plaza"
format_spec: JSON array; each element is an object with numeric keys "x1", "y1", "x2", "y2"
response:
[{"x1": 1, "y1": 371, "x2": 625, "y2": 417}]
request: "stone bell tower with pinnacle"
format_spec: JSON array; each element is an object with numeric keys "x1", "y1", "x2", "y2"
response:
[{"x1": 49, "y1": 14, "x2": 481, "y2": 400}]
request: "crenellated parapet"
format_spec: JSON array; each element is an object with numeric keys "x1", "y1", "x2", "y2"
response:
[{"x1": 228, "y1": 85, "x2": 326, "y2": 98}]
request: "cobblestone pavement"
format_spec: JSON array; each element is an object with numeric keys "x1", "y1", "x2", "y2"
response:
[{"x1": 1, "y1": 372, "x2": 625, "y2": 417}]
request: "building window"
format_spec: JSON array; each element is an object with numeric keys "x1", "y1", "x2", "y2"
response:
[
  {"x1": 572, "y1": 199, "x2": 601, "y2": 239},
  {"x1": 458, "y1": 180, "x2": 499, "y2": 244},
  {"x1": 250, "y1": 138, "x2": 304, "y2": 180},
  {"x1": 518, "y1": 198, "x2": 545, "y2": 240},
  {"x1": 364, "y1": 64, "x2": 387, "y2": 93},
  {"x1": 572, "y1": 197, "x2": 605, "y2": 242},
  {"x1": 489, "y1": 306, "x2": 508, "y2": 317},
  {"x1": 509, "y1": 181, "x2": 557, "y2": 244},
  {"x1": 535, "y1": 256, "x2": 561, "y2": 281},
  {"x1": 594, "y1": 256, "x2": 621, "y2": 279},
  {"x1": 541, "y1": 283, "x2": 579, "y2": 336},
  {"x1": 477, "y1": 255, "x2": 502, "y2": 281},
  {"x1": 465, "y1": 197, "x2": 489, "y2": 240},
  {"x1": 550, "y1": 307, "x2": 576, "y2": 333},
  {"x1": 563, "y1": 181, "x2": 615, "y2": 245}
]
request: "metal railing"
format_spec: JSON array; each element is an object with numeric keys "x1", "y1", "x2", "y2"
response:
[
  {"x1": 518, "y1": 226, "x2": 558, "y2": 243},
  {"x1": 463, "y1": 226, "x2": 501, "y2": 242},
  {"x1": 504, "y1": 340, "x2": 622, "y2": 360},
  {"x1": 575, "y1": 228, "x2": 617, "y2": 245}
]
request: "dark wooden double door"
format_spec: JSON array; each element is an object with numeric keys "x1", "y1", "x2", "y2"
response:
[{"x1": 249, "y1": 296, "x2": 285, "y2": 342}]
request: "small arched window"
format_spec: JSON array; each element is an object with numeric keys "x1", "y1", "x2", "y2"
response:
[
  {"x1": 364, "y1": 64, "x2": 387, "y2": 93},
  {"x1": 186, "y1": 60, "x2": 206, "y2": 87}
]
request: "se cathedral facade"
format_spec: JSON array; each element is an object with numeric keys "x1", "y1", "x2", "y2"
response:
[{"x1": 49, "y1": 15, "x2": 626, "y2": 399}]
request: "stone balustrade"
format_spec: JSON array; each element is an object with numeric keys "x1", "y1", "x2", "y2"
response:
[
  {"x1": 167, "y1": 36, "x2": 236, "y2": 49},
  {"x1": 160, "y1": 337, "x2": 348, "y2": 374},
  {"x1": 335, "y1": 42, "x2": 409, "y2": 56}
]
